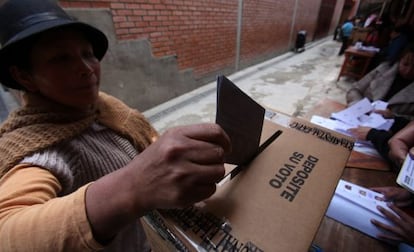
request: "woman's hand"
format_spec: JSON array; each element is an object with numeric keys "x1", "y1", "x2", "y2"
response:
[
  {"x1": 85, "y1": 123, "x2": 231, "y2": 242},
  {"x1": 373, "y1": 109, "x2": 394, "y2": 119},
  {"x1": 371, "y1": 203, "x2": 414, "y2": 245},
  {"x1": 371, "y1": 187, "x2": 414, "y2": 207},
  {"x1": 126, "y1": 123, "x2": 232, "y2": 212}
]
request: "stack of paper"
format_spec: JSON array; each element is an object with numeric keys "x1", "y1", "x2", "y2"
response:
[{"x1": 330, "y1": 98, "x2": 394, "y2": 130}]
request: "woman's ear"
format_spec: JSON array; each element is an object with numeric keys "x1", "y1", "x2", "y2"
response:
[{"x1": 9, "y1": 66, "x2": 38, "y2": 92}]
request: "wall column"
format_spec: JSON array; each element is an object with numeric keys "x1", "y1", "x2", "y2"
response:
[
  {"x1": 288, "y1": 0, "x2": 300, "y2": 50},
  {"x1": 235, "y1": 0, "x2": 243, "y2": 71}
]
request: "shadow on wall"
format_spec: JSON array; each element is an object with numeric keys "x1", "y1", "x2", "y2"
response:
[{"x1": 68, "y1": 8, "x2": 197, "y2": 111}]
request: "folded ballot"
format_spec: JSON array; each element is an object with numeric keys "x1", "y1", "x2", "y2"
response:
[{"x1": 142, "y1": 76, "x2": 354, "y2": 252}]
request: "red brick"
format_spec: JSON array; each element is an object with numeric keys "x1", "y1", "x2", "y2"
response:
[{"x1": 111, "y1": 3, "x2": 125, "y2": 9}]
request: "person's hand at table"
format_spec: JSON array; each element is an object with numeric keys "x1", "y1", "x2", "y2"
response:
[
  {"x1": 388, "y1": 120, "x2": 414, "y2": 167},
  {"x1": 348, "y1": 126, "x2": 372, "y2": 141},
  {"x1": 371, "y1": 201, "x2": 414, "y2": 245},
  {"x1": 371, "y1": 187, "x2": 414, "y2": 207},
  {"x1": 370, "y1": 187, "x2": 414, "y2": 245},
  {"x1": 373, "y1": 109, "x2": 394, "y2": 119}
]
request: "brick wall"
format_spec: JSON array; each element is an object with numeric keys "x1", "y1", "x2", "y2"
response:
[
  {"x1": 60, "y1": 0, "x2": 338, "y2": 83},
  {"x1": 240, "y1": 0, "x2": 293, "y2": 67},
  {"x1": 295, "y1": 0, "x2": 323, "y2": 40}
]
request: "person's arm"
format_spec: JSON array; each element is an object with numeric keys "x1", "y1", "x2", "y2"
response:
[
  {"x1": 371, "y1": 187, "x2": 414, "y2": 207},
  {"x1": 0, "y1": 164, "x2": 103, "y2": 251},
  {"x1": 370, "y1": 187, "x2": 414, "y2": 245},
  {"x1": 85, "y1": 123, "x2": 231, "y2": 243},
  {"x1": 366, "y1": 128, "x2": 393, "y2": 160},
  {"x1": 0, "y1": 123, "x2": 231, "y2": 249},
  {"x1": 388, "y1": 121, "x2": 414, "y2": 166},
  {"x1": 348, "y1": 126, "x2": 393, "y2": 161},
  {"x1": 371, "y1": 202, "x2": 414, "y2": 245}
]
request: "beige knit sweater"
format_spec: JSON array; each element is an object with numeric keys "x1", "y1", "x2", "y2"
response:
[{"x1": 0, "y1": 91, "x2": 158, "y2": 178}]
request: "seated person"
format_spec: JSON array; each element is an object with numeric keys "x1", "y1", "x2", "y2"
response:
[
  {"x1": 346, "y1": 43, "x2": 414, "y2": 121},
  {"x1": 368, "y1": 121, "x2": 414, "y2": 247}
]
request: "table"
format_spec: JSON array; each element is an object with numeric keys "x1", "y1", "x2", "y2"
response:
[
  {"x1": 305, "y1": 98, "x2": 399, "y2": 251},
  {"x1": 337, "y1": 46, "x2": 376, "y2": 81}
]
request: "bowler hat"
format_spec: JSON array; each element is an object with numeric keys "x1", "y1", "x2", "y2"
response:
[{"x1": 0, "y1": 0, "x2": 108, "y2": 90}]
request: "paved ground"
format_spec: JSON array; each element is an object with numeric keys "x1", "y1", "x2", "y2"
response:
[{"x1": 144, "y1": 37, "x2": 355, "y2": 133}]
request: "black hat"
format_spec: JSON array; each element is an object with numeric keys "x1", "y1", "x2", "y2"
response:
[{"x1": 0, "y1": 0, "x2": 109, "y2": 90}]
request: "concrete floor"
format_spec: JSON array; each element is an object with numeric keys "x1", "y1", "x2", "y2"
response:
[{"x1": 144, "y1": 37, "x2": 355, "y2": 133}]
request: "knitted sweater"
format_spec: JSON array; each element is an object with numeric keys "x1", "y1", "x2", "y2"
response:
[
  {"x1": 0, "y1": 92, "x2": 158, "y2": 251},
  {"x1": 0, "y1": 91, "x2": 158, "y2": 177}
]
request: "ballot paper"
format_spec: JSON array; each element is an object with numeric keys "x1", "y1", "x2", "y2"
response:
[
  {"x1": 330, "y1": 98, "x2": 394, "y2": 130},
  {"x1": 310, "y1": 115, "x2": 353, "y2": 136},
  {"x1": 326, "y1": 180, "x2": 397, "y2": 242},
  {"x1": 215, "y1": 75, "x2": 265, "y2": 165},
  {"x1": 397, "y1": 154, "x2": 414, "y2": 194}
]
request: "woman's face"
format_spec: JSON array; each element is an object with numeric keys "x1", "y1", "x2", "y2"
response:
[
  {"x1": 21, "y1": 28, "x2": 101, "y2": 109},
  {"x1": 399, "y1": 52, "x2": 414, "y2": 80}
]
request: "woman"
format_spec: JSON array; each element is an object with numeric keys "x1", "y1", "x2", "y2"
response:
[
  {"x1": 346, "y1": 43, "x2": 414, "y2": 120},
  {"x1": 0, "y1": 0, "x2": 231, "y2": 251}
]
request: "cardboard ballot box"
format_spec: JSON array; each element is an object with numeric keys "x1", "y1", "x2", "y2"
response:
[{"x1": 142, "y1": 110, "x2": 354, "y2": 252}]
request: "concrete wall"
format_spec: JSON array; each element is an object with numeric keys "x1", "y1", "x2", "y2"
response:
[{"x1": 61, "y1": 0, "x2": 344, "y2": 110}]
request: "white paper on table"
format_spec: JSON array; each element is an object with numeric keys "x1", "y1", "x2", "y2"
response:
[
  {"x1": 331, "y1": 98, "x2": 373, "y2": 127},
  {"x1": 310, "y1": 115, "x2": 388, "y2": 157},
  {"x1": 372, "y1": 100, "x2": 388, "y2": 110},
  {"x1": 326, "y1": 180, "x2": 397, "y2": 242},
  {"x1": 310, "y1": 115, "x2": 353, "y2": 136},
  {"x1": 377, "y1": 118, "x2": 395, "y2": 131},
  {"x1": 359, "y1": 113, "x2": 394, "y2": 130},
  {"x1": 353, "y1": 143, "x2": 382, "y2": 157},
  {"x1": 330, "y1": 99, "x2": 393, "y2": 130}
]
